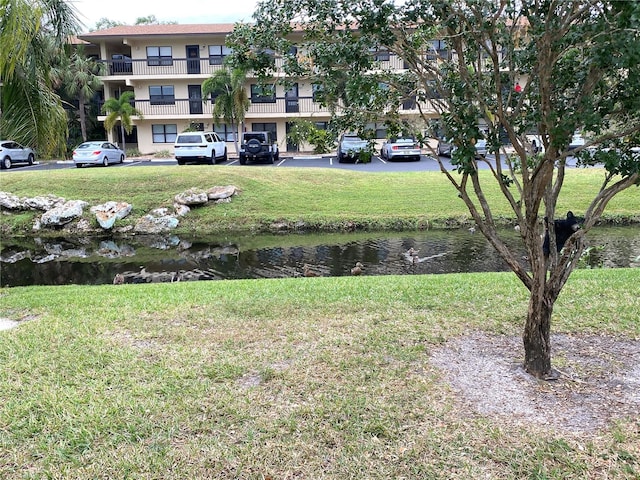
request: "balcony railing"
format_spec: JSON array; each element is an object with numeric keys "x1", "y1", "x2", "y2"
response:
[
  {"x1": 97, "y1": 52, "x2": 451, "y2": 78},
  {"x1": 97, "y1": 95, "x2": 435, "y2": 118}
]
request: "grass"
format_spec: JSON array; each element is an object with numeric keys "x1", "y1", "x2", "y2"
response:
[
  {"x1": 1, "y1": 166, "x2": 639, "y2": 477},
  {"x1": 2, "y1": 166, "x2": 639, "y2": 235},
  {"x1": 1, "y1": 269, "x2": 639, "y2": 478}
]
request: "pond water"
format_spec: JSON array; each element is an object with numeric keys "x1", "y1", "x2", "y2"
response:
[{"x1": 1, "y1": 227, "x2": 639, "y2": 287}]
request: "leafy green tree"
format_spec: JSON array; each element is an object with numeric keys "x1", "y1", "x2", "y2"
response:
[
  {"x1": 202, "y1": 67, "x2": 250, "y2": 154},
  {"x1": 286, "y1": 120, "x2": 334, "y2": 154},
  {"x1": 230, "y1": 0, "x2": 640, "y2": 378},
  {"x1": 93, "y1": 17, "x2": 124, "y2": 31},
  {"x1": 56, "y1": 45, "x2": 106, "y2": 142},
  {"x1": 101, "y1": 91, "x2": 144, "y2": 153},
  {"x1": 0, "y1": 0, "x2": 80, "y2": 157}
]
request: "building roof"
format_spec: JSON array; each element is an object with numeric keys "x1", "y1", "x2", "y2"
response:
[{"x1": 78, "y1": 23, "x2": 242, "y2": 40}]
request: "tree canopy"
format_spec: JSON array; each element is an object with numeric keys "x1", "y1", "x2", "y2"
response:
[
  {"x1": 0, "y1": 0, "x2": 80, "y2": 156},
  {"x1": 229, "y1": 0, "x2": 640, "y2": 378}
]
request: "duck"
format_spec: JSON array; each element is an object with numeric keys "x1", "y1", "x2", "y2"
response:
[
  {"x1": 351, "y1": 262, "x2": 364, "y2": 275},
  {"x1": 302, "y1": 264, "x2": 320, "y2": 277}
]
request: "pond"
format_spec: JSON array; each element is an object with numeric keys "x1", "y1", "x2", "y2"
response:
[{"x1": 1, "y1": 227, "x2": 639, "y2": 287}]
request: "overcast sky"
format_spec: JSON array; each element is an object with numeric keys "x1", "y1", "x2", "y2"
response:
[{"x1": 72, "y1": 0, "x2": 260, "y2": 30}]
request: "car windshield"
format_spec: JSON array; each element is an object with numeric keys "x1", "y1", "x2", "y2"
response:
[
  {"x1": 77, "y1": 143, "x2": 101, "y2": 149},
  {"x1": 343, "y1": 136, "x2": 363, "y2": 142},
  {"x1": 176, "y1": 135, "x2": 202, "y2": 144},
  {"x1": 244, "y1": 133, "x2": 266, "y2": 141}
]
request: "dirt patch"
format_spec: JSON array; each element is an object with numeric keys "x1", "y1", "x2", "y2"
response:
[{"x1": 430, "y1": 333, "x2": 640, "y2": 434}]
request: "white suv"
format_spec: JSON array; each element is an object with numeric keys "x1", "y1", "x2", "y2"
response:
[{"x1": 174, "y1": 132, "x2": 227, "y2": 165}]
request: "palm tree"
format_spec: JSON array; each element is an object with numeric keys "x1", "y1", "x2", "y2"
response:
[
  {"x1": 101, "y1": 91, "x2": 144, "y2": 153},
  {"x1": 0, "y1": 0, "x2": 80, "y2": 157},
  {"x1": 60, "y1": 46, "x2": 106, "y2": 142},
  {"x1": 202, "y1": 67, "x2": 250, "y2": 153}
]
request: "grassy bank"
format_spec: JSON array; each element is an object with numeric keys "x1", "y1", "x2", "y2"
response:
[
  {"x1": 1, "y1": 269, "x2": 639, "y2": 478},
  {"x1": 2, "y1": 166, "x2": 639, "y2": 235}
]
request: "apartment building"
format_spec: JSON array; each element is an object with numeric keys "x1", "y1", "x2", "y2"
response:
[{"x1": 78, "y1": 24, "x2": 439, "y2": 155}]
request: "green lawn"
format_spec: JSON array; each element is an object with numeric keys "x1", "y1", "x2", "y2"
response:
[
  {"x1": 1, "y1": 269, "x2": 639, "y2": 479},
  {"x1": 2, "y1": 166, "x2": 639, "y2": 235},
  {"x1": 1, "y1": 166, "x2": 639, "y2": 478}
]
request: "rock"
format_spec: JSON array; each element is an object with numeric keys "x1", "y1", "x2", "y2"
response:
[
  {"x1": 90, "y1": 201, "x2": 132, "y2": 229},
  {"x1": 0, "y1": 192, "x2": 66, "y2": 211},
  {"x1": 40, "y1": 200, "x2": 88, "y2": 227},
  {"x1": 207, "y1": 185, "x2": 237, "y2": 200},
  {"x1": 134, "y1": 214, "x2": 179, "y2": 234},
  {"x1": 175, "y1": 188, "x2": 209, "y2": 206},
  {"x1": 173, "y1": 203, "x2": 191, "y2": 217},
  {"x1": 24, "y1": 194, "x2": 66, "y2": 211},
  {"x1": 0, "y1": 192, "x2": 23, "y2": 210}
]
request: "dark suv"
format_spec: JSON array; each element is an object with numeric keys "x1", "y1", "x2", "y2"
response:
[{"x1": 239, "y1": 131, "x2": 279, "y2": 164}]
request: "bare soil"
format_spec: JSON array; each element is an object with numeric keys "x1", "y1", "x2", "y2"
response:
[{"x1": 430, "y1": 333, "x2": 640, "y2": 434}]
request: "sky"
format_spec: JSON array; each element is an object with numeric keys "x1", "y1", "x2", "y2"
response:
[{"x1": 71, "y1": 0, "x2": 261, "y2": 30}]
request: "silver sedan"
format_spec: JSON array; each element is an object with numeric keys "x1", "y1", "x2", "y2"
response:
[{"x1": 73, "y1": 141, "x2": 125, "y2": 168}]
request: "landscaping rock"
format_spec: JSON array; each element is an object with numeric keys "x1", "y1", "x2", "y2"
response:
[
  {"x1": 90, "y1": 201, "x2": 132, "y2": 229},
  {"x1": 207, "y1": 185, "x2": 237, "y2": 200},
  {"x1": 175, "y1": 188, "x2": 209, "y2": 206},
  {"x1": 40, "y1": 200, "x2": 88, "y2": 227}
]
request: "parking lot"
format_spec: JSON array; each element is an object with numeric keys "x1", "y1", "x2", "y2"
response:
[
  {"x1": 3, "y1": 151, "x2": 586, "y2": 173},
  {"x1": 1, "y1": 153, "x2": 503, "y2": 173}
]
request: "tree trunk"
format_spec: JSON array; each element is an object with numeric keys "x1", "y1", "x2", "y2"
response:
[
  {"x1": 79, "y1": 98, "x2": 87, "y2": 142},
  {"x1": 120, "y1": 123, "x2": 126, "y2": 153},
  {"x1": 523, "y1": 283, "x2": 554, "y2": 378}
]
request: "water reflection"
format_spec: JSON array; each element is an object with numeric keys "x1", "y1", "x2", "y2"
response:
[{"x1": 1, "y1": 227, "x2": 638, "y2": 287}]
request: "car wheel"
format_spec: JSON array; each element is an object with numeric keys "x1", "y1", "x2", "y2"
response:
[
  {"x1": 268, "y1": 153, "x2": 274, "y2": 164},
  {"x1": 221, "y1": 148, "x2": 228, "y2": 162},
  {"x1": 119, "y1": 154, "x2": 124, "y2": 164},
  {"x1": 27, "y1": 153, "x2": 35, "y2": 165},
  {"x1": 1, "y1": 157, "x2": 11, "y2": 169},
  {"x1": 177, "y1": 159, "x2": 185, "y2": 165},
  {"x1": 273, "y1": 150, "x2": 279, "y2": 161},
  {"x1": 76, "y1": 163, "x2": 83, "y2": 168},
  {"x1": 209, "y1": 152, "x2": 215, "y2": 165},
  {"x1": 239, "y1": 154, "x2": 247, "y2": 165},
  {"x1": 337, "y1": 152, "x2": 344, "y2": 163},
  {"x1": 102, "y1": 156, "x2": 109, "y2": 167}
]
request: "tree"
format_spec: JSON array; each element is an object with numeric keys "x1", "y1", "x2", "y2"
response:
[
  {"x1": 202, "y1": 67, "x2": 250, "y2": 154},
  {"x1": 57, "y1": 45, "x2": 106, "y2": 142},
  {"x1": 229, "y1": 0, "x2": 640, "y2": 378},
  {"x1": 101, "y1": 91, "x2": 144, "y2": 153},
  {"x1": 0, "y1": 0, "x2": 80, "y2": 157}
]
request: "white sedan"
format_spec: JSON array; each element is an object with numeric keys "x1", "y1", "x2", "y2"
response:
[
  {"x1": 380, "y1": 137, "x2": 422, "y2": 161},
  {"x1": 73, "y1": 141, "x2": 125, "y2": 168}
]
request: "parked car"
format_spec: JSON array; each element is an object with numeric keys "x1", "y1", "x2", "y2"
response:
[
  {"x1": 568, "y1": 132, "x2": 586, "y2": 151},
  {"x1": 73, "y1": 141, "x2": 125, "y2": 168},
  {"x1": 437, "y1": 138, "x2": 487, "y2": 157},
  {"x1": 380, "y1": 136, "x2": 422, "y2": 162},
  {"x1": 238, "y1": 131, "x2": 279, "y2": 165},
  {"x1": 174, "y1": 131, "x2": 227, "y2": 165},
  {"x1": 337, "y1": 133, "x2": 369, "y2": 163},
  {"x1": 0, "y1": 140, "x2": 36, "y2": 169}
]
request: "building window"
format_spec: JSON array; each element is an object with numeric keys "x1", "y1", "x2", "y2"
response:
[
  {"x1": 152, "y1": 124, "x2": 177, "y2": 143},
  {"x1": 214, "y1": 124, "x2": 236, "y2": 142},
  {"x1": 370, "y1": 47, "x2": 390, "y2": 62},
  {"x1": 250, "y1": 84, "x2": 276, "y2": 103},
  {"x1": 366, "y1": 123, "x2": 387, "y2": 139},
  {"x1": 427, "y1": 40, "x2": 448, "y2": 60},
  {"x1": 149, "y1": 85, "x2": 175, "y2": 105},
  {"x1": 251, "y1": 122, "x2": 277, "y2": 140},
  {"x1": 146, "y1": 46, "x2": 173, "y2": 66},
  {"x1": 208, "y1": 45, "x2": 232, "y2": 65}
]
